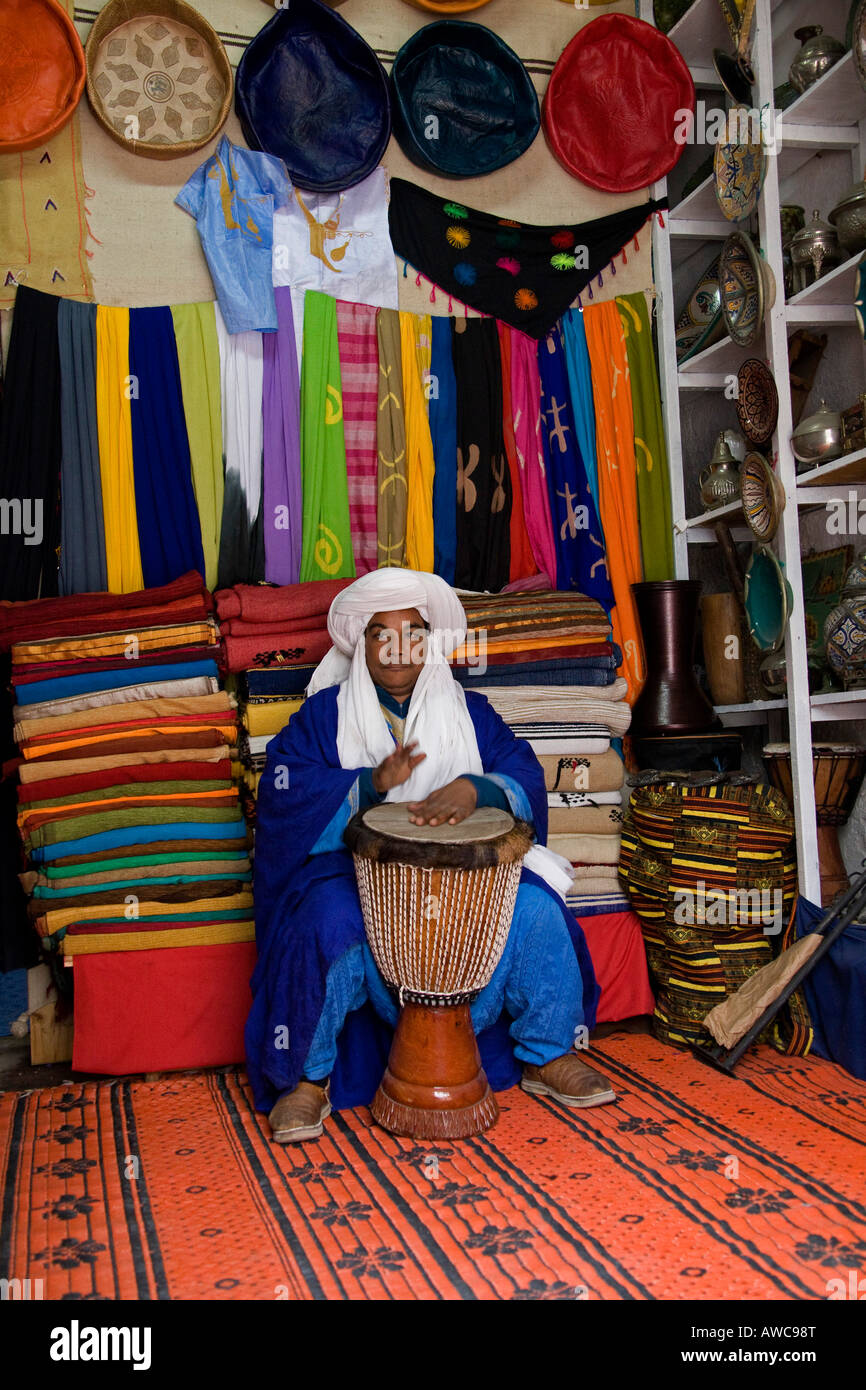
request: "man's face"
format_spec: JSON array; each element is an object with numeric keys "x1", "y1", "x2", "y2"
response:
[{"x1": 364, "y1": 608, "x2": 428, "y2": 701}]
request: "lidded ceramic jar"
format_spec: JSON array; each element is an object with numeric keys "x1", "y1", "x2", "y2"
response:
[{"x1": 824, "y1": 550, "x2": 866, "y2": 689}]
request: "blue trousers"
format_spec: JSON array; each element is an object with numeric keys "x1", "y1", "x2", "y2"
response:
[{"x1": 303, "y1": 882, "x2": 584, "y2": 1079}]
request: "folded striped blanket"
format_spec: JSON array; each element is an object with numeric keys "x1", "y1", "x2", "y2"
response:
[
  {"x1": 548, "y1": 832, "x2": 621, "y2": 864},
  {"x1": 548, "y1": 790, "x2": 622, "y2": 806},
  {"x1": 475, "y1": 683, "x2": 631, "y2": 734},
  {"x1": 536, "y1": 750, "x2": 625, "y2": 793}
]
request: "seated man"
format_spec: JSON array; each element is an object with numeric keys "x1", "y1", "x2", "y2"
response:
[{"x1": 247, "y1": 569, "x2": 616, "y2": 1143}]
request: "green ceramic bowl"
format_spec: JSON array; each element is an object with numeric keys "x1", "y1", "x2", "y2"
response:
[{"x1": 744, "y1": 545, "x2": 794, "y2": 653}]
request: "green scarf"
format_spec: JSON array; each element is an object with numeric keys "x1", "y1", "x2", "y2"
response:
[
  {"x1": 616, "y1": 292, "x2": 675, "y2": 582},
  {"x1": 300, "y1": 291, "x2": 355, "y2": 582},
  {"x1": 170, "y1": 302, "x2": 224, "y2": 590}
]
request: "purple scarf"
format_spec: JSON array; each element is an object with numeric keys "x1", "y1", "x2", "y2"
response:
[{"x1": 262, "y1": 287, "x2": 302, "y2": 584}]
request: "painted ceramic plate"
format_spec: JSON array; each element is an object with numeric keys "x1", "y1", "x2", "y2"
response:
[
  {"x1": 675, "y1": 253, "x2": 724, "y2": 361},
  {"x1": 736, "y1": 358, "x2": 779, "y2": 445},
  {"x1": 720, "y1": 230, "x2": 770, "y2": 346},
  {"x1": 714, "y1": 121, "x2": 765, "y2": 222},
  {"x1": 740, "y1": 451, "x2": 785, "y2": 542}
]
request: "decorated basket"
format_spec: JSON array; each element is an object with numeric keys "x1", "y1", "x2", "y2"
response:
[{"x1": 85, "y1": 0, "x2": 232, "y2": 159}]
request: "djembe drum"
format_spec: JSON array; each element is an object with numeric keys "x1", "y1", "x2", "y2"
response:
[
  {"x1": 763, "y1": 742, "x2": 866, "y2": 904},
  {"x1": 345, "y1": 803, "x2": 533, "y2": 1140}
]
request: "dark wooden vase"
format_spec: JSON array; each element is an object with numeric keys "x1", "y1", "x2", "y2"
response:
[
  {"x1": 371, "y1": 1001, "x2": 498, "y2": 1140},
  {"x1": 631, "y1": 580, "x2": 719, "y2": 737}
]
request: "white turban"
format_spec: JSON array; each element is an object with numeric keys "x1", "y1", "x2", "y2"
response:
[{"x1": 306, "y1": 568, "x2": 484, "y2": 803}]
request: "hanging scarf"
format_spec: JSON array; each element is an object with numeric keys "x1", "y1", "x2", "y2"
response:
[
  {"x1": 262, "y1": 286, "x2": 302, "y2": 586},
  {"x1": 170, "y1": 302, "x2": 224, "y2": 592},
  {"x1": 538, "y1": 323, "x2": 613, "y2": 608},
  {"x1": 429, "y1": 315, "x2": 458, "y2": 585},
  {"x1": 497, "y1": 322, "x2": 536, "y2": 583},
  {"x1": 451, "y1": 318, "x2": 511, "y2": 592},
  {"x1": 616, "y1": 292, "x2": 675, "y2": 582},
  {"x1": 508, "y1": 328, "x2": 557, "y2": 585},
  {"x1": 306, "y1": 568, "x2": 573, "y2": 898},
  {"x1": 214, "y1": 304, "x2": 264, "y2": 588},
  {"x1": 583, "y1": 301, "x2": 645, "y2": 700},
  {"x1": 96, "y1": 306, "x2": 144, "y2": 595},
  {"x1": 400, "y1": 311, "x2": 435, "y2": 573},
  {"x1": 336, "y1": 299, "x2": 379, "y2": 575},
  {"x1": 299, "y1": 291, "x2": 355, "y2": 583},
  {"x1": 388, "y1": 176, "x2": 667, "y2": 339},
  {"x1": 128, "y1": 307, "x2": 206, "y2": 590},
  {"x1": 0, "y1": 286, "x2": 62, "y2": 601},
  {"x1": 375, "y1": 307, "x2": 408, "y2": 569},
  {"x1": 57, "y1": 301, "x2": 107, "y2": 597},
  {"x1": 561, "y1": 308, "x2": 600, "y2": 515}
]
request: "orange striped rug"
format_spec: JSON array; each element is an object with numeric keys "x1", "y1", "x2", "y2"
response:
[{"x1": 2, "y1": 1035, "x2": 865, "y2": 1301}]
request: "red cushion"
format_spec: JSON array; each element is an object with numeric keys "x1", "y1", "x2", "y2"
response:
[
  {"x1": 543, "y1": 14, "x2": 694, "y2": 193},
  {"x1": 71, "y1": 942, "x2": 256, "y2": 1074},
  {"x1": 577, "y1": 910, "x2": 655, "y2": 1023},
  {"x1": 0, "y1": 0, "x2": 86, "y2": 153}
]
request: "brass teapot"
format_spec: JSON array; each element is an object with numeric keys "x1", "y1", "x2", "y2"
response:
[{"x1": 699, "y1": 433, "x2": 741, "y2": 510}]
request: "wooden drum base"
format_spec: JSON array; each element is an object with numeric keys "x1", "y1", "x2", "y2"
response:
[
  {"x1": 370, "y1": 1000, "x2": 499, "y2": 1140},
  {"x1": 818, "y1": 825, "x2": 851, "y2": 906}
]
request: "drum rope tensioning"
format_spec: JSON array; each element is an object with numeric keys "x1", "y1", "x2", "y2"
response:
[{"x1": 345, "y1": 804, "x2": 533, "y2": 1139}]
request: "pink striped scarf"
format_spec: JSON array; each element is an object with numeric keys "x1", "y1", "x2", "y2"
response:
[
  {"x1": 509, "y1": 328, "x2": 558, "y2": 585},
  {"x1": 335, "y1": 300, "x2": 379, "y2": 574}
]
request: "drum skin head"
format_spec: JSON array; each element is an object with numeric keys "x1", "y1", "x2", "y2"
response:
[{"x1": 344, "y1": 804, "x2": 533, "y2": 868}]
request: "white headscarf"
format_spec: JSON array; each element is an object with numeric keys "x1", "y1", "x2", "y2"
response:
[
  {"x1": 306, "y1": 569, "x2": 574, "y2": 898},
  {"x1": 307, "y1": 569, "x2": 484, "y2": 803}
]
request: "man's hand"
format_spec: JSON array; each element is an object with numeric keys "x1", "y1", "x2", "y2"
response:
[
  {"x1": 407, "y1": 778, "x2": 478, "y2": 827},
  {"x1": 372, "y1": 741, "x2": 426, "y2": 794}
]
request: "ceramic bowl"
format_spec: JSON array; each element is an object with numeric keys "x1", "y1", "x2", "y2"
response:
[
  {"x1": 675, "y1": 253, "x2": 725, "y2": 361},
  {"x1": 740, "y1": 451, "x2": 785, "y2": 542},
  {"x1": 720, "y1": 231, "x2": 771, "y2": 345},
  {"x1": 744, "y1": 545, "x2": 794, "y2": 654},
  {"x1": 855, "y1": 0, "x2": 866, "y2": 92},
  {"x1": 736, "y1": 358, "x2": 778, "y2": 446}
]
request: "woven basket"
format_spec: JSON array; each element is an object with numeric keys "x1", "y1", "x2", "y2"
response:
[{"x1": 85, "y1": 0, "x2": 232, "y2": 160}]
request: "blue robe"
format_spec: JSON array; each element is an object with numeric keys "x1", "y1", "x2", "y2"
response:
[{"x1": 247, "y1": 685, "x2": 599, "y2": 1111}]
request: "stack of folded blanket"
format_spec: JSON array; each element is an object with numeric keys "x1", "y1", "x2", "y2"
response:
[
  {"x1": 214, "y1": 578, "x2": 350, "y2": 675},
  {"x1": 453, "y1": 590, "x2": 620, "y2": 687},
  {"x1": 452, "y1": 588, "x2": 654, "y2": 1024},
  {"x1": 214, "y1": 579, "x2": 350, "y2": 825},
  {"x1": 0, "y1": 573, "x2": 254, "y2": 1074}
]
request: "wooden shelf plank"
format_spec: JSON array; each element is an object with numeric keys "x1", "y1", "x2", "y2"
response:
[
  {"x1": 675, "y1": 497, "x2": 743, "y2": 532},
  {"x1": 779, "y1": 52, "x2": 866, "y2": 130},
  {"x1": 786, "y1": 251, "x2": 865, "y2": 310},
  {"x1": 671, "y1": 173, "x2": 720, "y2": 223},
  {"x1": 678, "y1": 332, "x2": 751, "y2": 375},
  {"x1": 796, "y1": 447, "x2": 866, "y2": 487},
  {"x1": 668, "y1": 0, "x2": 731, "y2": 70}
]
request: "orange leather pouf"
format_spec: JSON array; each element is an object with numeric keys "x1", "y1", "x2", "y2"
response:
[{"x1": 0, "y1": 0, "x2": 86, "y2": 153}]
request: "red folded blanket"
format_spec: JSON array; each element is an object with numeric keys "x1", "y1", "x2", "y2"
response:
[
  {"x1": 17, "y1": 759, "x2": 234, "y2": 802},
  {"x1": 222, "y1": 629, "x2": 332, "y2": 674},
  {"x1": 0, "y1": 572, "x2": 211, "y2": 649},
  {"x1": 214, "y1": 578, "x2": 350, "y2": 626}
]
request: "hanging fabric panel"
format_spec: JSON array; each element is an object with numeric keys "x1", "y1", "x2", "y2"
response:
[
  {"x1": 335, "y1": 299, "x2": 379, "y2": 575},
  {"x1": 400, "y1": 311, "x2": 435, "y2": 573},
  {"x1": 299, "y1": 290, "x2": 355, "y2": 582},
  {"x1": 583, "y1": 300, "x2": 645, "y2": 700},
  {"x1": 375, "y1": 307, "x2": 408, "y2": 569},
  {"x1": 57, "y1": 300, "x2": 107, "y2": 597},
  {"x1": 451, "y1": 318, "x2": 511, "y2": 592},
  {"x1": 261, "y1": 286, "x2": 303, "y2": 586},
  {"x1": 616, "y1": 291, "x2": 675, "y2": 582},
  {"x1": 171, "y1": 302, "x2": 225, "y2": 592},
  {"x1": 96, "y1": 305, "x2": 144, "y2": 596}
]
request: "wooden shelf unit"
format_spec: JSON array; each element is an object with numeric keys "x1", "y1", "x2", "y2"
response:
[{"x1": 647, "y1": 0, "x2": 866, "y2": 901}]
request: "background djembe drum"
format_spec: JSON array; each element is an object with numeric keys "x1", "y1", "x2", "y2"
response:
[
  {"x1": 763, "y1": 742, "x2": 866, "y2": 904},
  {"x1": 345, "y1": 804, "x2": 533, "y2": 1140}
]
